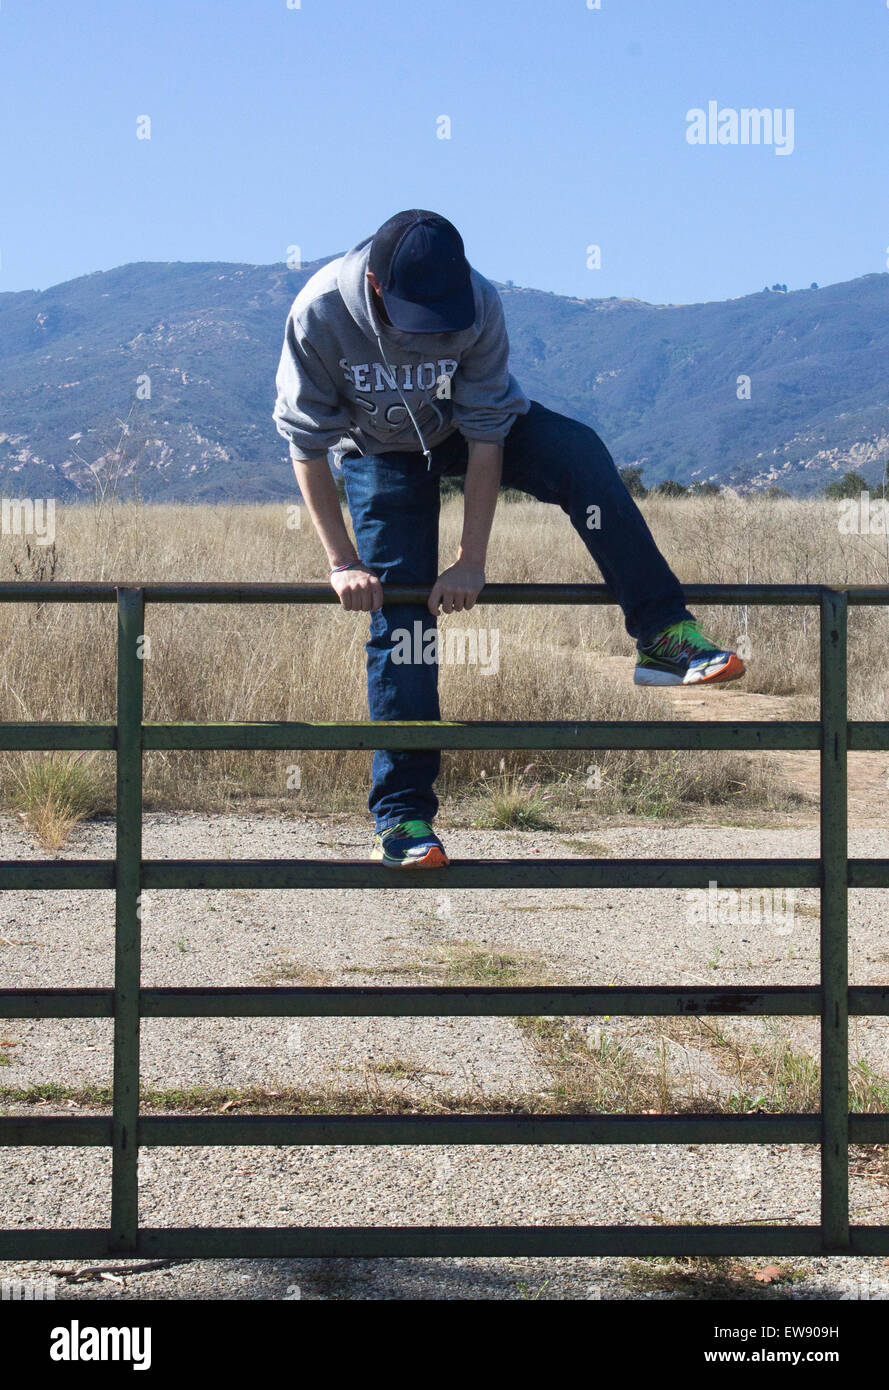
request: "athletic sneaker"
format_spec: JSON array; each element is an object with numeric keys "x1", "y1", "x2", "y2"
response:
[
  {"x1": 634, "y1": 618, "x2": 746, "y2": 687},
  {"x1": 371, "y1": 819, "x2": 449, "y2": 868}
]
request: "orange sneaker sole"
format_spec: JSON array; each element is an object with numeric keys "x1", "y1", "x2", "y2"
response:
[
  {"x1": 403, "y1": 845, "x2": 450, "y2": 868},
  {"x1": 698, "y1": 653, "x2": 746, "y2": 684}
]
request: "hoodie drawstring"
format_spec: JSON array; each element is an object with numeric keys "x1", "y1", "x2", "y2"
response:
[{"x1": 374, "y1": 333, "x2": 434, "y2": 471}]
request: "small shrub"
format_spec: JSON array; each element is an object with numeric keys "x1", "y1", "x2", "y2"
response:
[
  {"x1": 473, "y1": 760, "x2": 555, "y2": 830},
  {"x1": 10, "y1": 752, "x2": 106, "y2": 850}
]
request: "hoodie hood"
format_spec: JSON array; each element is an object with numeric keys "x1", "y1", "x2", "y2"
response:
[{"x1": 273, "y1": 236, "x2": 530, "y2": 464}]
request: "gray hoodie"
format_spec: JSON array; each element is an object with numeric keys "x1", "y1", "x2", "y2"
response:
[{"x1": 273, "y1": 236, "x2": 529, "y2": 464}]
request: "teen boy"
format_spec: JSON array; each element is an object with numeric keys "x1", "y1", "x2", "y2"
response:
[{"x1": 274, "y1": 210, "x2": 744, "y2": 867}]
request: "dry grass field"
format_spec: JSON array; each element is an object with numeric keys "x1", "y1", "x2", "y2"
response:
[{"x1": 1, "y1": 490, "x2": 887, "y2": 841}]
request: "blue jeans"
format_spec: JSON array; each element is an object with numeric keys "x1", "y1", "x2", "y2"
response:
[{"x1": 340, "y1": 400, "x2": 693, "y2": 831}]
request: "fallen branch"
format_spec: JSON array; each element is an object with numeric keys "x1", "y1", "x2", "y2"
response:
[{"x1": 48, "y1": 1260, "x2": 186, "y2": 1284}]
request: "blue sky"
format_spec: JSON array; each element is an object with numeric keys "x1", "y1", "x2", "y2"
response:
[{"x1": 1, "y1": 0, "x2": 887, "y2": 303}]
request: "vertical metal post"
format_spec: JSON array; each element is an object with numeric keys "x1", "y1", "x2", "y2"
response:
[
  {"x1": 819, "y1": 588, "x2": 849, "y2": 1250},
  {"x1": 110, "y1": 587, "x2": 145, "y2": 1251}
]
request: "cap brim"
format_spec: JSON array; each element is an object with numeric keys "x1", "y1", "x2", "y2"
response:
[{"x1": 381, "y1": 280, "x2": 476, "y2": 334}]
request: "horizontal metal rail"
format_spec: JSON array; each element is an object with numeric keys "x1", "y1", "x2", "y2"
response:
[
  {"x1": 2, "y1": 858, "x2": 888, "y2": 889},
  {"x1": 6, "y1": 985, "x2": 889, "y2": 1020},
  {"x1": 0, "y1": 579, "x2": 887, "y2": 605},
  {"x1": 3, "y1": 1226, "x2": 889, "y2": 1260},
  {"x1": 2, "y1": 1110, "x2": 885, "y2": 1150},
  {"x1": 0, "y1": 582, "x2": 886, "y2": 1259},
  {"x1": 2, "y1": 717, "x2": 888, "y2": 752},
  {"x1": 0, "y1": 856, "x2": 824, "y2": 890}
]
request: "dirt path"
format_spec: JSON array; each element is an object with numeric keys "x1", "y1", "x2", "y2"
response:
[{"x1": 601, "y1": 655, "x2": 889, "y2": 825}]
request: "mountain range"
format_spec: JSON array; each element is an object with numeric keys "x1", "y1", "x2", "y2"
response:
[{"x1": 0, "y1": 258, "x2": 887, "y2": 501}]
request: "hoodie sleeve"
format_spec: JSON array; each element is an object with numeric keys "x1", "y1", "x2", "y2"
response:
[
  {"x1": 273, "y1": 307, "x2": 352, "y2": 461},
  {"x1": 451, "y1": 283, "x2": 530, "y2": 444}
]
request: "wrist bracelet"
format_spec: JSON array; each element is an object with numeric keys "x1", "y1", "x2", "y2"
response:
[{"x1": 330, "y1": 562, "x2": 360, "y2": 576}]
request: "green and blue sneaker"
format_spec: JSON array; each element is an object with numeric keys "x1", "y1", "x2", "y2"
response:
[
  {"x1": 371, "y1": 819, "x2": 449, "y2": 868},
  {"x1": 634, "y1": 618, "x2": 746, "y2": 687}
]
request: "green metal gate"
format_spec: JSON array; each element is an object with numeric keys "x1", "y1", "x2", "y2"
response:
[{"x1": 1, "y1": 579, "x2": 888, "y2": 1259}]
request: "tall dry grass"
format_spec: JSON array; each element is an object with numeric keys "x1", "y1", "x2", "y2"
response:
[{"x1": 0, "y1": 491, "x2": 884, "y2": 826}]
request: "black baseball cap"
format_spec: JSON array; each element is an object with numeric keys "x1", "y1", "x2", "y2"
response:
[{"x1": 368, "y1": 210, "x2": 476, "y2": 333}]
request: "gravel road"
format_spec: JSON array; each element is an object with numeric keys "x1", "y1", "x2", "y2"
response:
[{"x1": 2, "y1": 811, "x2": 889, "y2": 1301}]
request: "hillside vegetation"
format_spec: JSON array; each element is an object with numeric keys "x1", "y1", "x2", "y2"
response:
[{"x1": 1, "y1": 260, "x2": 887, "y2": 501}]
